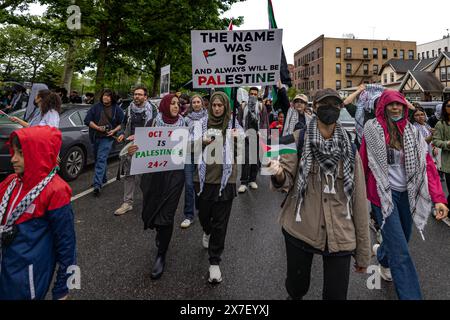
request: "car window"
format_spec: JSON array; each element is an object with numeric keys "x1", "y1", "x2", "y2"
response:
[
  {"x1": 68, "y1": 112, "x2": 83, "y2": 126},
  {"x1": 339, "y1": 108, "x2": 354, "y2": 122},
  {"x1": 78, "y1": 109, "x2": 88, "y2": 124}
]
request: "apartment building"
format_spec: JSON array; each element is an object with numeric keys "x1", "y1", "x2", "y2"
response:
[{"x1": 293, "y1": 35, "x2": 416, "y2": 100}]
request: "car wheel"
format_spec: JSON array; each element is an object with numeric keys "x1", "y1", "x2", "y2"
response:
[{"x1": 60, "y1": 146, "x2": 85, "y2": 181}]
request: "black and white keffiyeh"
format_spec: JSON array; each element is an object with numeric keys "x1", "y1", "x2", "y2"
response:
[
  {"x1": 364, "y1": 119, "x2": 432, "y2": 238},
  {"x1": 154, "y1": 112, "x2": 185, "y2": 127},
  {"x1": 195, "y1": 117, "x2": 235, "y2": 197},
  {"x1": 0, "y1": 167, "x2": 58, "y2": 273},
  {"x1": 294, "y1": 118, "x2": 355, "y2": 222}
]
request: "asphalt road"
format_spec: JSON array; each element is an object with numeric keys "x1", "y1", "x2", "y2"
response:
[{"x1": 65, "y1": 158, "x2": 450, "y2": 300}]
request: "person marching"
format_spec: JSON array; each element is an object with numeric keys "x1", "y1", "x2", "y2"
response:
[
  {"x1": 359, "y1": 90, "x2": 448, "y2": 299},
  {"x1": 114, "y1": 86, "x2": 157, "y2": 216},
  {"x1": 0, "y1": 126, "x2": 76, "y2": 300},
  {"x1": 194, "y1": 91, "x2": 244, "y2": 284},
  {"x1": 180, "y1": 94, "x2": 208, "y2": 228},
  {"x1": 267, "y1": 88, "x2": 371, "y2": 300},
  {"x1": 128, "y1": 94, "x2": 186, "y2": 280}
]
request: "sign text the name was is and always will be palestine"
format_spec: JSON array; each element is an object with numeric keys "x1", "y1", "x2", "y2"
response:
[{"x1": 191, "y1": 29, "x2": 283, "y2": 88}]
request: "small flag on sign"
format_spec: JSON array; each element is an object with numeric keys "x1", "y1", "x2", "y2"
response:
[{"x1": 203, "y1": 48, "x2": 217, "y2": 64}]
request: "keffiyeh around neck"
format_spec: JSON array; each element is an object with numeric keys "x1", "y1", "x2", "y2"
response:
[
  {"x1": 364, "y1": 119, "x2": 432, "y2": 239},
  {"x1": 294, "y1": 118, "x2": 355, "y2": 223},
  {"x1": 130, "y1": 101, "x2": 154, "y2": 126}
]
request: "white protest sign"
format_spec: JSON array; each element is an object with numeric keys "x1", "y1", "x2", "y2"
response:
[
  {"x1": 130, "y1": 127, "x2": 188, "y2": 175},
  {"x1": 160, "y1": 65, "x2": 171, "y2": 97},
  {"x1": 191, "y1": 29, "x2": 283, "y2": 89}
]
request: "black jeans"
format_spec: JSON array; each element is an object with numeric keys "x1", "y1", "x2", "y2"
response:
[
  {"x1": 240, "y1": 136, "x2": 259, "y2": 185},
  {"x1": 284, "y1": 231, "x2": 351, "y2": 300},
  {"x1": 198, "y1": 198, "x2": 233, "y2": 265}
]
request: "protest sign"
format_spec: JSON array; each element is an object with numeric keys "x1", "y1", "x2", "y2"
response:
[
  {"x1": 191, "y1": 29, "x2": 283, "y2": 88},
  {"x1": 130, "y1": 127, "x2": 188, "y2": 175},
  {"x1": 160, "y1": 65, "x2": 171, "y2": 97}
]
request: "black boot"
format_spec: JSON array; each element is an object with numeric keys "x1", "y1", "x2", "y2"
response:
[{"x1": 151, "y1": 253, "x2": 166, "y2": 280}]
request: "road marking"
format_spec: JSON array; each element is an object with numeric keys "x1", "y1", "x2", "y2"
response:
[{"x1": 71, "y1": 177, "x2": 122, "y2": 202}]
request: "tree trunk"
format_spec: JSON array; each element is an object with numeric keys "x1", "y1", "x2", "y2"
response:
[
  {"x1": 61, "y1": 39, "x2": 77, "y2": 93},
  {"x1": 95, "y1": 27, "x2": 108, "y2": 102},
  {"x1": 151, "y1": 49, "x2": 165, "y2": 97}
]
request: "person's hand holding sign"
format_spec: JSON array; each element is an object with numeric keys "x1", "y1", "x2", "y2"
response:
[{"x1": 128, "y1": 145, "x2": 139, "y2": 156}]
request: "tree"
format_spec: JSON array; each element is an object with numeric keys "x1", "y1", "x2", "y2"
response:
[{"x1": 0, "y1": 24, "x2": 65, "y2": 83}]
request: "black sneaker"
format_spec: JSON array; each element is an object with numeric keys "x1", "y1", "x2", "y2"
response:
[{"x1": 93, "y1": 188, "x2": 100, "y2": 197}]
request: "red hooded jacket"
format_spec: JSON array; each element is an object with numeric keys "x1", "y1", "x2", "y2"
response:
[{"x1": 359, "y1": 90, "x2": 447, "y2": 207}]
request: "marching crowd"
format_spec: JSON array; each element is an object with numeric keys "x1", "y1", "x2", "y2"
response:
[{"x1": 0, "y1": 81, "x2": 449, "y2": 300}]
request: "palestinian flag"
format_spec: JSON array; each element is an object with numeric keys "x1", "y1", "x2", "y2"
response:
[
  {"x1": 267, "y1": 0, "x2": 291, "y2": 108},
  {"x1": 223, "y1": 20, "x2": 235, "y2": 111},
  {"x1": 203, "y1": 48, "x2": 216, "y2": 64},
  {"x1": 260, "y1": 136, "x2": 297, "y2": 158}
]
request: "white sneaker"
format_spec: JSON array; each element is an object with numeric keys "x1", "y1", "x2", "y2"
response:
[
  {"x1": 378, "y1": 265, "x2": 393, "y2": 282},
  {"x1": 208, "y1": 265, "x2": 222, "y2": 284},
  {"x1": 202, "y1": 233, "x2": 210, "y2": 249},
  {"x1": 180, "y1": 219, "x2": 193, "y2": 229},
  {"x1": 373, "y1": 245, "x2": 393, "y2": 282},
  {"x1": 238, "y1": 185, "x2": 247, "y2": 193},
  {"x1": 249, "y1": 182, "x2": 258, "y2": 190},
  {"x1": 114, "y1": 203, "x2": 133, "y2": 216}
]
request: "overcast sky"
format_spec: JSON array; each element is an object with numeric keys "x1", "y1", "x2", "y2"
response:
[
  {"x1": 28, "y1": 0, "x2": 449, "y2": 64},
  {"x1": 223, "y1": 0, "x2": 450, "y2": 63}
]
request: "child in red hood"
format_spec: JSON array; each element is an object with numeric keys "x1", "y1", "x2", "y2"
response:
[{"x1": 0, "y1": 126, "x2": 76, "y2": 300}]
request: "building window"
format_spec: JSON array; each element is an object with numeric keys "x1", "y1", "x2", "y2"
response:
[
  {"x1": 400, "y1": 50, "x2": 405, "y2": 59},
  {"x1": 417, "y1": 53, "x2": 420, "y2": 60},
  {"x1": 432, "y1": 50, "x2": 435, "y2": 58},
  {"x1": 408, "y1": 50, "x2": 414, "y2": 60},
  {"x1": 346, "y1": 47, "x2": 352, "y2": 58},
  {"x1": 373, "y1": 64, "x2": 379, "y2": 75},
  {"x1": 438, "y1": 48, "x2": 442, "y2": 55},
  {"x1": 346, "y1": 63, "x2": 352, "y2": 75},
  {"x1": 336, "y1": 47, "x2": 341, "y2": 58},
  {"x1": 394, "y1": 49, "x2": 398, "y2": 58},
  {"x1": 447, "y1": 66, "x2": 450, "y2": 81},
  {"x1": 336, "y1": 63, "x2": 341, "y2": 74},
  {"x1": 383, "y1": 74, "x2": 387, "y2": 84},
  {"x1": 441, "y1": 67, "x2": 447, "y2": 81},
  {"x1": 363, "y1": 48, "x2": 369, "y2": 59},
  {"x1": 317, "y1": 80, "x2": 320, "y2": 90},
  {"x1": 317, "y1": 64, "x2": 320, "y2": 74},
  {"x1": 311, "y1": 51, "x2": 315, "y2": 61},
  {"x1": 317, "y1": 48, "x2": 320, "y2": 58},
  {"x1": 336, "y1": 80, "x2": 341, "y2": 90},
  {"x1": 426, "y1": 51, "x2": 430, "y2": 59},
  {"x1": 422, "y1": 52, "x2": 425, "y2": 59},
  {"x1": 311, "y1": 66, "x2": 315, "y2": 75},
  {"x1": 445, "y1": 47, "x2": 448, "y2": 52},
  {"x1": 347, "y1": 80, "x2": 352, "y2": 88},
  {"x1": 373, "y1": 48, "x2": 378, "y2": 59},
  {"x1": 311, "y1": 81, "x2": 314, "y2": 90},
  {"x1": 390, "y1": 72, "x2": 395, "y2": 83},
  {"x1": 382, "y1": 48, "x2": 388, "y2": 59},
  {"x1": 363, "y1": 64, "x2": 369, "y2": 75}
]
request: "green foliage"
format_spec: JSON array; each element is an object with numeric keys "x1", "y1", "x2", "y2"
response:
[{"x1": 0, "y1": 0, "x2": 245, "y2": 96}]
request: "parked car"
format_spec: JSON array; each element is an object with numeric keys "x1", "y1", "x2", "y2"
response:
[
  {"x1": 0, "y1": 104, "x2": 123, "y2": 181},
  {"x1": 339, "y1": 108, "x2": 356, "y2": 143}
]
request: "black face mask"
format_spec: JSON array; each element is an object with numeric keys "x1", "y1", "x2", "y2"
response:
[{"x1": 316, "y1": 105, "x2": 340, "y2": 125}]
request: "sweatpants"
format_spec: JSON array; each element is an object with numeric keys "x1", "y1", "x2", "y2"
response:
[
  {"x1": 198, "y1": 199, "x2": 233, "y2": 265},
  {"x1": 284, "y1": 231, "x2": 351, "y2": 300}
]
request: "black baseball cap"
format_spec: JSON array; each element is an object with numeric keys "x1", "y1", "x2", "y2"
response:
[{"x1": 313, "y1": 88, "x2": 343, "y2": 105}]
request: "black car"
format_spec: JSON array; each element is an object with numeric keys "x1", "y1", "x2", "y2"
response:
[{"x1": 0, "y1": 104, "x2": 123, "y2": 181}]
